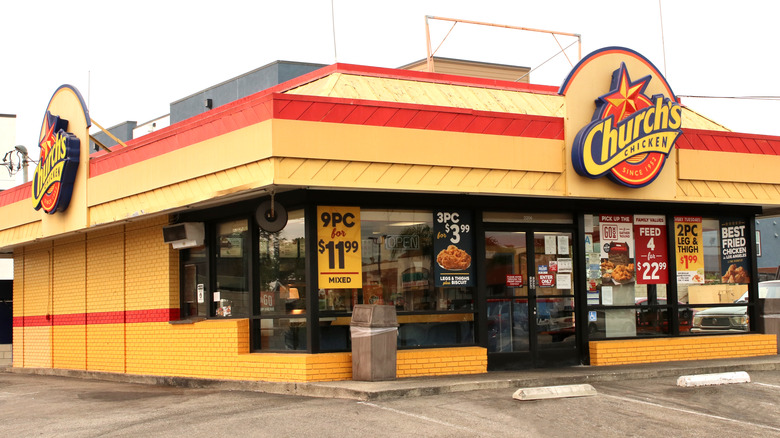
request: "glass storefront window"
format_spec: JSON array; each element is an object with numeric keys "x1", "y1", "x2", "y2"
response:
[
  {"x1": 181, "y1": 246, "x2": 208, "y2": 318},
  {"x1": 360, "y1": 210, "x2": 434, "y2": 311},
  {"x1": 677, "y1": 217, "x2": 750, "y2": 335},
  {"x1": 318, "y1": 209, "x2": 475, "y2": 351},
  {"x1": 256, "y1": 209, "x2": 306, "y2": 351},
  {"x1": 255, "y1": 318, "x2": 307, "y2": 350},
  {"x1": 257, "y1": 210, "x2": 306, "y2": 317},
  {"x1": 585, "y1": 214, "x2": 753, "y2": 338},
  {"x1": 585, "y1": 214, "x2": 677, "y2": 338},
  {"x1": 215, "y1": 219, "x2": 250, "y2": 317},
  {"x1": 677, "y1": 218, "x2": 749, "y2": 305}
]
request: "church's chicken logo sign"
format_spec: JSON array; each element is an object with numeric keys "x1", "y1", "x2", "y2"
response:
[
  {"x1": 571, "y1": 62, "x2": 682, "y2": 188},
  {"x1": 32, "y1": 111, "x2": 80, "y2": 213}
]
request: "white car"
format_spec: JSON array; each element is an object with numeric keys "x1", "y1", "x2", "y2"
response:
[
  {"x1": 735, "y1": 280, "x2": 780, "y2": 303},
  {"x1": 692, "y1": 280, "x2": 780, "y2": 333}
]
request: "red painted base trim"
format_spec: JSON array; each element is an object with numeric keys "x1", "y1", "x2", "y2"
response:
[{"x1": 13, "y1": 308, "x2": 180, "y2": 327}]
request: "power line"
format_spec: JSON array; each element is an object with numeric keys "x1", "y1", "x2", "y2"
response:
[
  {"x1": 678, "y1": 95, "x2": 780, "y2": 101},
  {"x1": 659, "y1": 0, "x2": 667, "y2": 77}
]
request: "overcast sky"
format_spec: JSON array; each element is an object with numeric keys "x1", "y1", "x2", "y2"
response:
[{"x1": 2, "y1": 0, "x2": 779, "y2": 167}]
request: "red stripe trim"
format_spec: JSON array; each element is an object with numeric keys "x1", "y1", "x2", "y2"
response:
[
  {"x1": 89, "y1": 93, "x2": 565, "y2": 177},
  {"x1": 86, "y1": 63, "x2": 560, "y2": 178},
  {"x1": 12, "y1": 308, "x2": 180, "y2": 327},
  {"x1": 679, "y1": 129, "x2": 780, "y2": 156},
  {"x1": 0, "y1": 181, "x2": 32, "y2": 207}
]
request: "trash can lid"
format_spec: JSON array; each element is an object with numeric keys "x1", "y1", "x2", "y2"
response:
[{"x1": 350, "y1": 304, "x2": 398, "y2": 327}]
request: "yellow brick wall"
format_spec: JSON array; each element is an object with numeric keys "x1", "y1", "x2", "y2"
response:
[
  {"x1": 12, "y1": 252, "x2": 24, "y2": 366},
  {"x1": 20, "y1": 246, "x2": 52, "y2": 368},
  {"x1": 86, "y1": 227, "x2": 125, "y2": 313},
  {"x1": 125, "y1": 318, "x2": 485, "y2": 382},
  {"x1": 397, "y1": 347, "x2": 487, "y2": 378},
  {"x1": 22, "y1": 326, "x2": 51, "y2": 368},
  {"x1": 86, "y1": 227, "x2": 126, "y2": 373},
  {"x1": 52, "y1": 236, "x2": 86, "y2": 370},
  {"x1": 590, "y1": 334, "x2": 778, "y2": 366},
  {"x1": 87, "y1": 324, "x2": 125, "y2": 373},
  {"x1": 23, "y1": 246, "x2": 51, "y2": 320},
  {"x1": 125, "y1": 216, "x2": 178, "y2": 312},
  {"x1": 13, "y1": 252, "x2": 23, "y2": 319}
]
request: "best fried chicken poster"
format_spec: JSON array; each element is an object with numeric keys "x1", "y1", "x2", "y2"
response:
[
  {"x1": 720, "y1": 218, "x2": 750, "y2": 284},
  {"x1": 434, "y1": 210, "x2": 474, "y2": 287}
]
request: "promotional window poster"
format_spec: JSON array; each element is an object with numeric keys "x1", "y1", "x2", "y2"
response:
[
  {"x1": 317, "y1": 206, "x2": 362, "y2": 289},
  {"x1": 434, "y1": 210, "x2": 474, "y2": 287},
  {"x1": 719, "y1": 218, "x2": 750, "y2": 284},
  {"x1": 599, "y1": 215, "x2": 635, "y2": 286},
  {"x1": 633, "y1": 215, "x2": 668, "y2": 285},
  {"x1": 674, "y1": 216, "x2": 704, "y2": 284}
]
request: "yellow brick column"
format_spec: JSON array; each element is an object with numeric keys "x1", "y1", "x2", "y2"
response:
[
  {"x1": 21, "y1": 243, "x2": 53, "y2": 368},
  {"x1": 12, "y1": 251, "x2": 24, "y2": 367},
  {"x1": 51, "y1": 235, "x2": 87, "y2": 370},
  {"x1": 86, "y1": 226, "x2": 126, "y2": 373},
  {"x1": 124, "y1": 216, "x2": 180, "y2": 375}
]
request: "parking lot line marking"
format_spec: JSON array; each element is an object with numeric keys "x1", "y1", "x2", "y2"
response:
[
  {"x1": 358, "y1": 401, "x2": 476, "y2": 433},
  {"x1": 602, "y1": 394, "x2": 780, "y2": 433},
  {"x1": 754, "y1": 382, "x2": 780, "y2": 390}
]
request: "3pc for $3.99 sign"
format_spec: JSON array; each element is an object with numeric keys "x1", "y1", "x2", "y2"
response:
[
  {"x1": 317, "y1": 206, "x2": 362, "y2": 289},
  {"x1": 633, "y1": 215, "x2": 668, "y2": 284}
]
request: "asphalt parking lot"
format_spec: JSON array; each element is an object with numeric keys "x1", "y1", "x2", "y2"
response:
[{"x1": 0, "y1": 369, "x2": 779, "y2": 437}]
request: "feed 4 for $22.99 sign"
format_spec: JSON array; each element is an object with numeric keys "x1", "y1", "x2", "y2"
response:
[{"x1": 633, "y1": 215, "x2": 668, "y2": 284}]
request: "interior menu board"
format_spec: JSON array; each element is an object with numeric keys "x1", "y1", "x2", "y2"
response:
[
  {"x1": 634, "y1": 215, "x2": 668, "y2": 284},
  {"x1": 720, "y1": 218, "x2": 750, "y2": 284},
  {"x1": 674, "y1": 216, "x2": 704, "y2": 284},
  {"x1": 434, "y1": 210, "x2": 474, "y2": 287},
  {"x1": 317, "y1": 206, "x2": 362, "y2": 289}
]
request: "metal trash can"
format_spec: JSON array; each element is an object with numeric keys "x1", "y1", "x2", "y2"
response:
[
  {"x1": 350, "y1": 304, "x2": 398, "y2": 381},
  {"x1": 757, "y1": 298, "x2": 780, "y2": 350}
]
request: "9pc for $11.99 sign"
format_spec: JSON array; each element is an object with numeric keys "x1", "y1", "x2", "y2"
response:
[{"x1": 317, "y1": 206, "x2": 362, "y2": 289}]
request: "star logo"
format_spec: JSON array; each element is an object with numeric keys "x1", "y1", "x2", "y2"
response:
[
  {"x1": 599, "y1": 64, "x2": 653, "y2": 121},
  {"x1": 39, "y1": 111, "x2": 68, "y2": 164}
]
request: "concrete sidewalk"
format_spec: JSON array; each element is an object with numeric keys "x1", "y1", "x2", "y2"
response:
[{"x1": 4, "y1": 354, "x2": 779, "y2": 401}]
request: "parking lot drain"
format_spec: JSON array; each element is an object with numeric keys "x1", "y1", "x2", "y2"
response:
[
  {"x1": 676, "y1": 371, "x2": 751, "y2": 387},
  {"x1": 512, "y1": 384, "x2": 597, "y2": 401}
]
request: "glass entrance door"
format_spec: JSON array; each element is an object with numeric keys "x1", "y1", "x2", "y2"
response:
[{"x1": 485, "y1": 230, "x2": 577, "y2": 369}]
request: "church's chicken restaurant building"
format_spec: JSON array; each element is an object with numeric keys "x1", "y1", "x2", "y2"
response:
[{"x1": 2, "y1": 47, "x2": 777, "y2": 382}]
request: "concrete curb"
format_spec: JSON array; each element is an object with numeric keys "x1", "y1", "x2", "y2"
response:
[
  {"x1": 676, "y1": 371, "x2": 751, "y2": 387},
  {"x1": 4, "y1": 357, "x2": 779, "y2": 401},
  {"x1": 513, "y1": 384, "x2": 597, "y2": 400}
]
